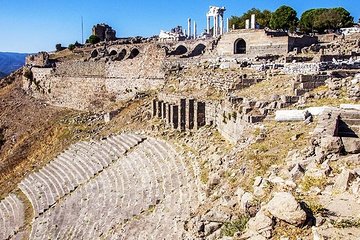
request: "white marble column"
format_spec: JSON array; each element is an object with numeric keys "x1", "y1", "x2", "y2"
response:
[
  {"x1": 220, "y1": 15, "x2": 224, "y2": 35},
  {"x1": 226, "y1": 18, "x2": 229, "y2": 32},
  {"x1": 193, "y1": 21, "x2": 197, "y2": 39},
  {"x1": 245, "y1": 19, "x2": 250, "y2": 29},
  {"x1": 207, "y1": 15, "x2": 210, "y2": 34},
  {"x1": 214, "y1": 15, "x2": 218, "y2": 36},
  {"x1": 188, "y1": 18, "x2": 191, "y2": 39},
  {"x1": 251, "y1": 14, "x2": 256, "y2": 29}
]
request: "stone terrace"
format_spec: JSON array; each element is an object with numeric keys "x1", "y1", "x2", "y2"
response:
[{"x1": 1, "y1": 133, "x2": 198, "y2": 239}]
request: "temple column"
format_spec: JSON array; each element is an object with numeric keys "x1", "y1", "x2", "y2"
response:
[
  {"x1": 188, "y1": 18, "x2": 191, "y2": 39},
  {"x1": 220, "y1": 15, "x2": 224, "y2": 35},
  {"x1": 213, "y1": 15, "x2": 216, "y2": 37},
  {"x1": 207, "y1": 16, "x2": 210, "y2": 34},
  {"x1": 193, "y1": 21, "x2": 197, "y2": 39}
]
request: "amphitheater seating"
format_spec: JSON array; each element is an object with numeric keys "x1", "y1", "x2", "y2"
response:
[
  {"x1": 18, "y1": 133, "x2": 144, "y2": 217},
  {"x1": 0, "y1": 194, "x2": 25, "y2": 240},
  {"x1": 28, "y1": 137, "x2": 198, "y2": 239}
]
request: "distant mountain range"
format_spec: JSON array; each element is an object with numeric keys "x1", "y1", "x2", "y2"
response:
[{"x1": 0, "y1": 52, "x2": 28, "y2": 78}]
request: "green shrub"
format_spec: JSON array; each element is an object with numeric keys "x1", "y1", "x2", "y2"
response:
[
  {"x1": 221, "y1": 215, "x2": 249, "y2": 237},
  {"x1": 68, "y1": 44, "x2": 75, "y2": 51},
  {"x1": 88, "y1": 35, "x2": 101, "y2": 44}
]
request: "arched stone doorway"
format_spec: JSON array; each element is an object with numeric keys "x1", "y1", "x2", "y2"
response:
[
  {"x1": 170, "y1": 45, "x2": 188, "y2": 56},
  {"x1": 189, "y1": 44, "x2": 206, "y2": 57},
  {"x1": 234, "y1": 38, "x2": 246, "y2": 54},
  {"x1": 128, "y1": 48, "x2": 140, "y2": 59}
]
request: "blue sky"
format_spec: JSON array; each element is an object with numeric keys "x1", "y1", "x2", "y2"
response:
[{"x1": 0, "y1": 0, "x2": 359, "y2": 53}]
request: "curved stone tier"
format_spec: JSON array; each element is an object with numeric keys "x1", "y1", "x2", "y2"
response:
[
  {"x1": 18, "y1": 133, "x2": 144, "y2": 217},
  {"x1": 28, "y1": 138, "x2": 198, "y2": 239},
  {"x1": 0, "y1": 194, "x2": 25, "y2": 240}
]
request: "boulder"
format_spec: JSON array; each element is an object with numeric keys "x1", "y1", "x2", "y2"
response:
[
  {"x1": 247, "y1": 210, "x2": 273, "y2": 238},
  {"x1": 320, "y1": 136, "x2": 343, "y2": 154},
  {"x1": 240, "y1": 192, "x2": 255, "y2": 213},
  {"x1": 333, "y1": 169, "x2": 355, "y2": 193},
  {"x1": 265, "y1": 192, "x2": 307, "y2": 226},
  {"x1": 342, "y1": 137, "x2": 360, "y2": 154},
  {"x1": 290, "y1": 164, "x2": 305, "y2": 181},
  {"x1": 204, "y1": 222, "x2": 222, "y2": 236}
]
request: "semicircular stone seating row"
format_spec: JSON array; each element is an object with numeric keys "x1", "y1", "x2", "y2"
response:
[
  {"x1": 18, "y1": 133, "x2": 144, "y2": 218},
  {"x1": 28, "y1": 137, "x2": 199, "y2": 240},
  {"x1": 0, "y1": 193, "x2": 25, "y2": 240}
]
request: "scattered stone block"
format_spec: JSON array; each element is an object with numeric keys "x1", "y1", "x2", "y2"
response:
[
  {"x1": 247, "y1": 210, "x2": 273, "y2": 237},
  {"x1": 306, "y1": 106, "x2": 334, "y2": 116},
  {"x1": 265, "y1": 192, "x2": 307, "y2": 226},
  {"x1": 275, "y1": 110, "x2": 310, "y2": 122},
  {"x1": 320, "y1": 136, "x2": 343, "y2": 154},
  {"x1": 340, "y1": 104, "x2": 360, "y2": 111},
  {"x1": 333, "y1": 169, "x2": 355, "y2": 193},
  {"x1": 342, "y1": 137, "x2": 360, "y2": 154}
]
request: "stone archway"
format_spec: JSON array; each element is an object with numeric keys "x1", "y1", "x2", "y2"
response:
[
  {"x1": 128, "y1": 48, "x2": 140, "y2": 59},
  {"x1": 118, "y1": 49, "x2": 127, "y2": 61},
  {"x1": 109, "y1": 50, "x2": 118, "y2": 56},
  {"x1": 189, "y1": 44, "x2": 206, "y2": 57},
  {"x1": 171, "y1": 45, "x2": 188, "y2": 56},
  {"x1": 234, "y1": 38, "x2": 246, "y2": 54}
]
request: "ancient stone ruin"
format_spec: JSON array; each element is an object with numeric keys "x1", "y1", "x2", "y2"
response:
[{"x1": 2, "y1": 4, "x2": 360, "y2": 240}]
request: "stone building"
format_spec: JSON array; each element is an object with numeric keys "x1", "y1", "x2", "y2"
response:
[
  {"x1": 92, "y1": 24, "x2": 117, "y2": 42},
  {"x1": 216, "y1": 29, "x2": 317, "y2": 57}
]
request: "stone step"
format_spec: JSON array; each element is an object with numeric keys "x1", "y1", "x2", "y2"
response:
[
  {"x1": 41, "y1": 166, "x2": 66, "y2": 198},
  {"x1": 56, "y1": 156, "x2": 87, "y2": 185},
  {"x1": 61, "y1": 152, "x2": 96, "y2": 179},
  {"x1": 72, "y1": 147, "x2": 104, "y2": 172},
  {"x1": 113, "y1": 135, "x2": 133, "y2": 150},
  {"x1": 19, "y1": 178, "x2": 41, "y2": 216},
  {"x1": 340, "y1": 111, "x2": 360, "y2": 120},
  {"x1": 0, "y1": 194, "x2": 25, "y2": 240},
  {"x1": 340, "y1": 119, "x2": 360, "y2": 127},
  {"x1": 52, "y1": 158, "x2": 79, "y2": 189}
]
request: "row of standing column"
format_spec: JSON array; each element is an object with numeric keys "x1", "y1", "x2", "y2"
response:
[
  {"x1": 152, "y1": 99, "x2": 206, "y2": 131},
  {"x1": 207, "y1": 14, "x2": 224, "y2": 36}
]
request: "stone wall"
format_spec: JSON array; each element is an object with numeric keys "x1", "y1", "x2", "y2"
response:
[
  {"x1": 24, "y1": 44, "x2": 167, "y2": 111},
  {"x1": 54, "y1": 61, "x2": 106, "y2": 77},
  {"x1": 282, "y1": 63, "x2": 321, "y2": 75},
  {"x1": 217, "y1": 30, "x2": 289, "y2": 57}
]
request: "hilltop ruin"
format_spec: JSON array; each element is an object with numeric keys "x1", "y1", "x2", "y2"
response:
[{"x1": 1, "y1": 6, "x2": 360, "y2": 240}]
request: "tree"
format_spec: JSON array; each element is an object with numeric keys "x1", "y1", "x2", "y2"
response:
[
  {"x1": 229, "y1": 8, "x2": 272, "y2": 29},
  {"x1": 270, "y1": 5, "x2": 298, "y2": 31},
  {"x1": 68, "y1": 44, "x2": 75, "y2": 51},
  {"x1": 300, "y1": 7, "x2": 354, "y2": 33},
  {"x1": 55, "y1": 43, "x2": 65, "y2": 52},
  {"x1": 87, "y1": 35, "x2": 100, "y2": 44}
]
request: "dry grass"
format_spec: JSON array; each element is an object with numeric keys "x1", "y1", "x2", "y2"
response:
[
  {"x1": 304, "y1": 85, "x2": 357, "y2": 107},
  {"x1": 235, "y1": 74, "x2": 294, "y2": 100},
  {"x1": 233, "y1": 120, "x2": 315, "y2": 190}
]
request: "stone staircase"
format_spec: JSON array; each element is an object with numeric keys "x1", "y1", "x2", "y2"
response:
[
  {"x1": 0, "y1": 194, "x2": 25, "y2": 240},
  {"x1": 0, "y1": 133, "x2": 197, "y2": 239},
  {"x1": 18, "y1": 133, "x2": 143, "y2": 218},
  {"x1": 338, "y1": 111, "x2": 360, "y2": 138}
]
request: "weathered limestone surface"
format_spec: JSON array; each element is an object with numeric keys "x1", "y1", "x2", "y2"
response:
[
  {"x1": 275, "y1": 110, "x2": 310, "y2": 122},
  {"x1": 265, "y1": 192, "x2": 306, "y2": 226},
  {"x1": 0, "y1": 133, "x2": 198, "y2": 239},
  {"x1": 0, "y1": 194, "x2": 25, "y2": 240}
]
